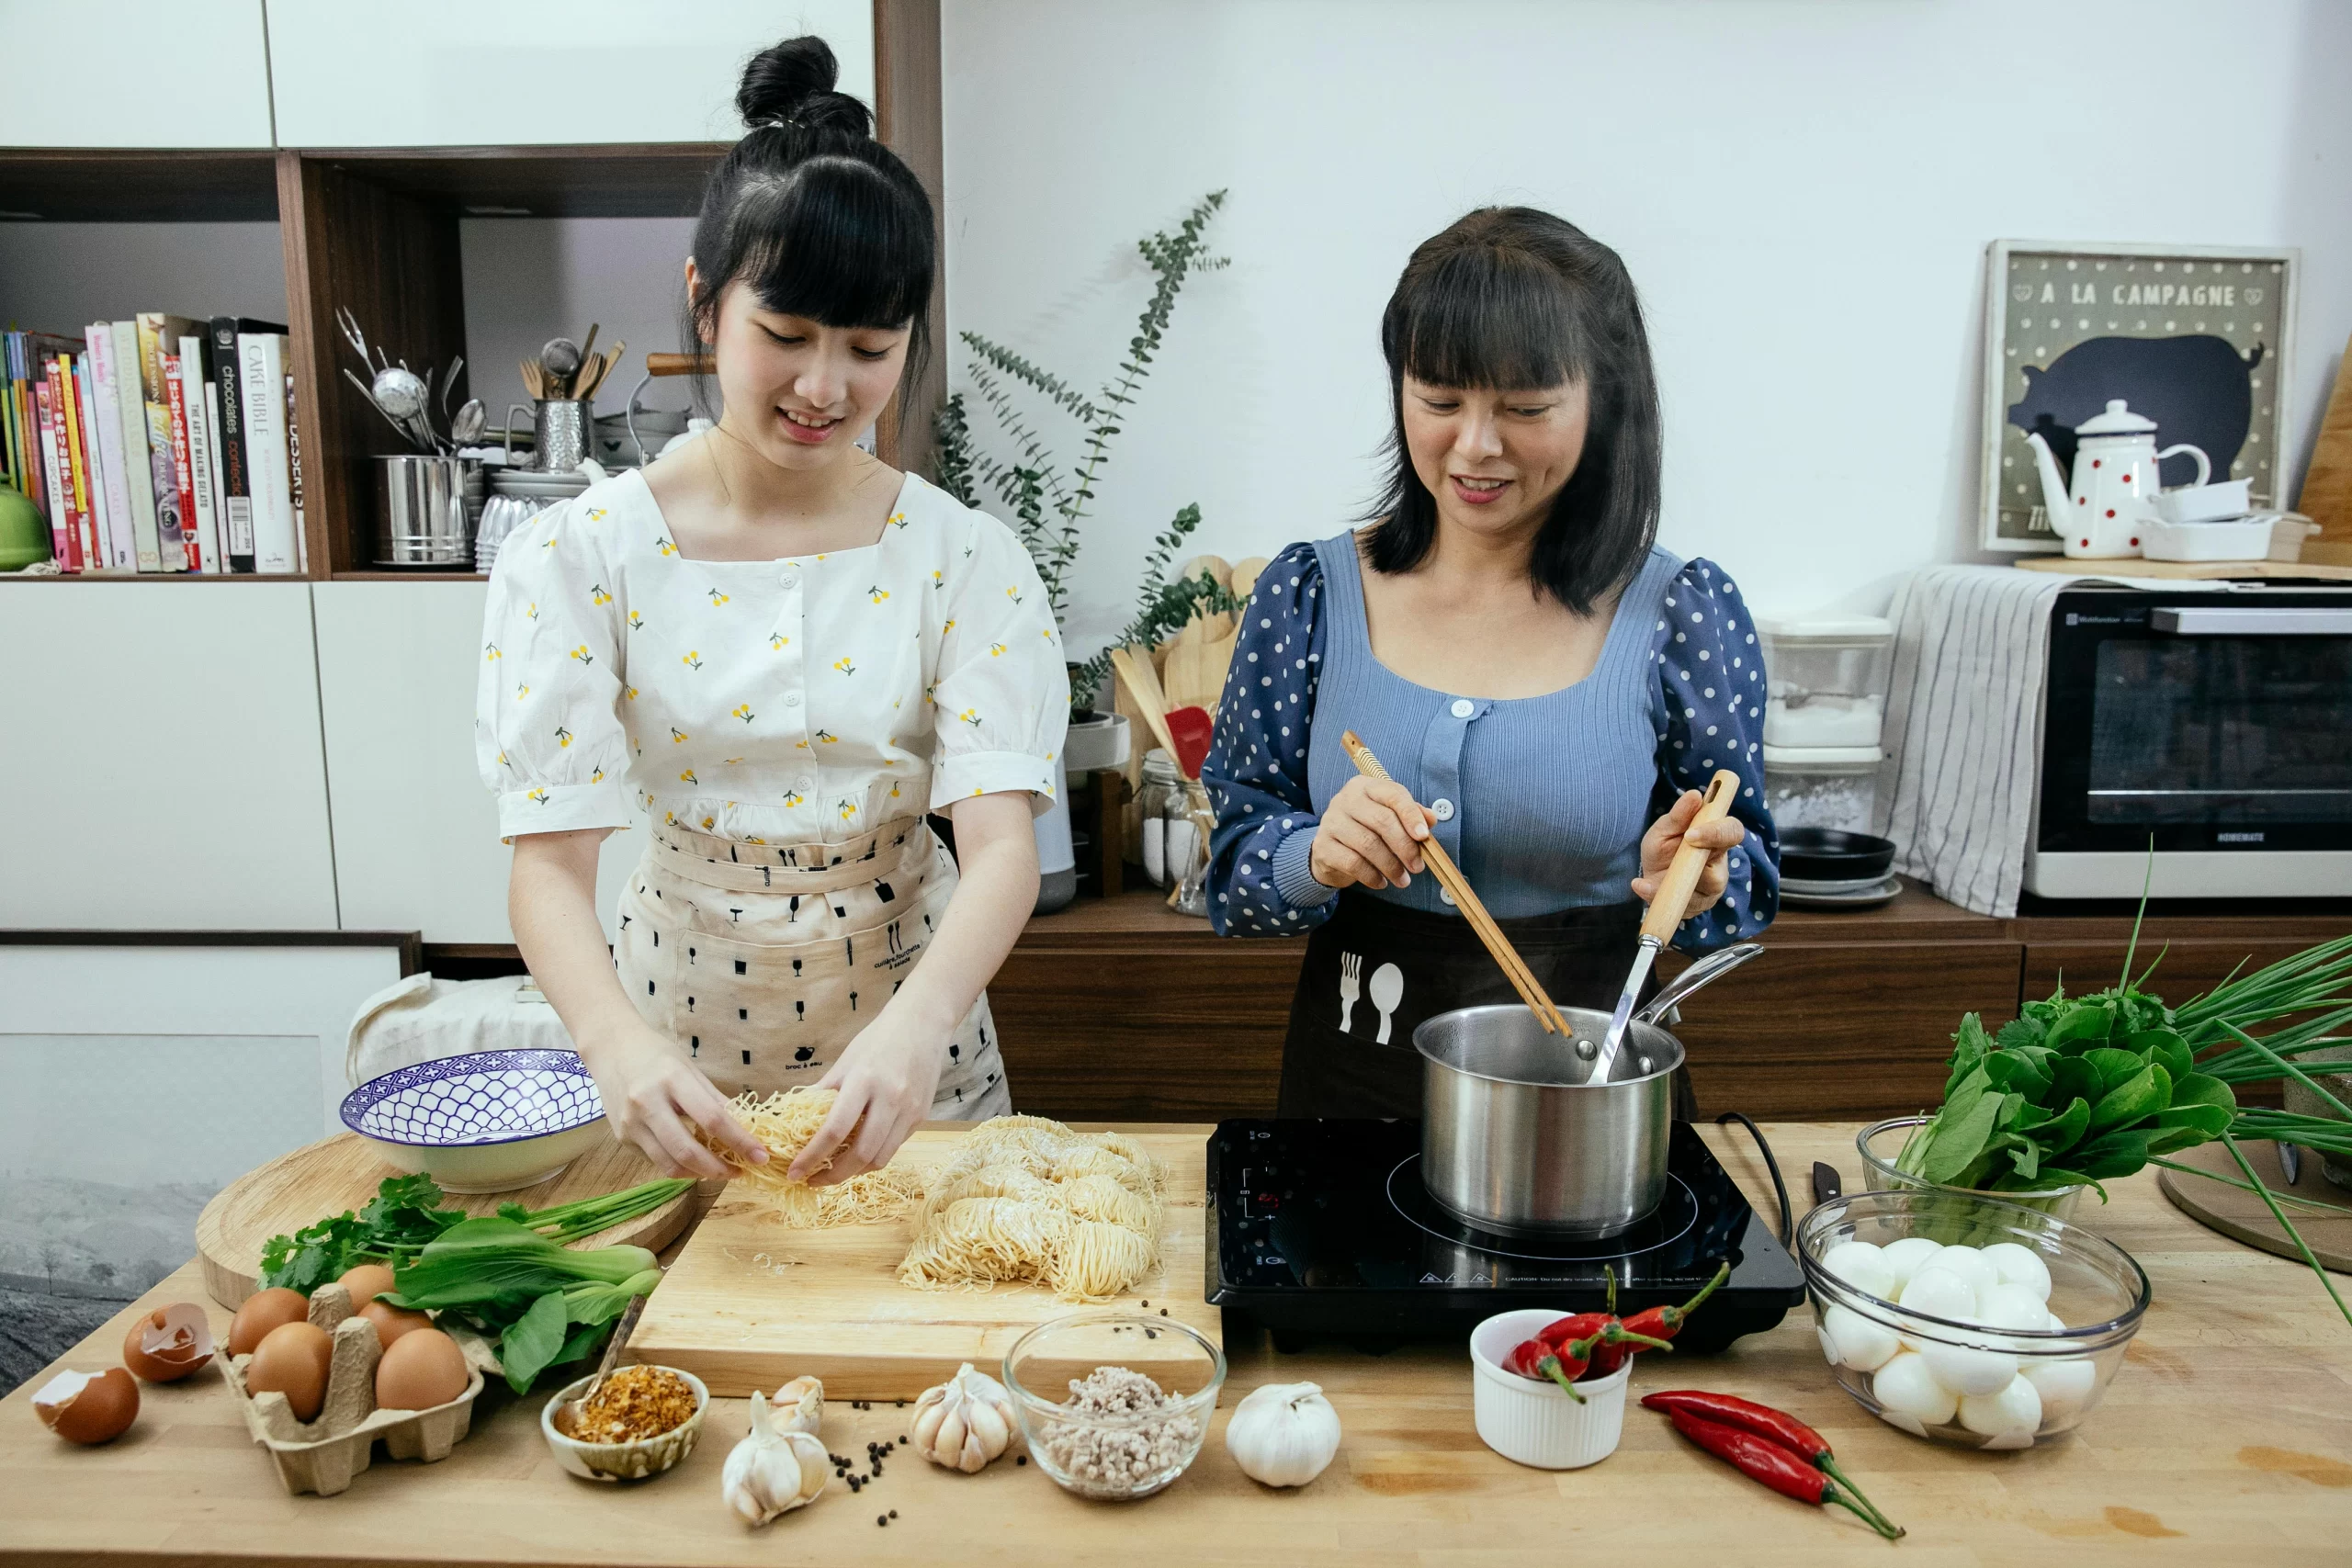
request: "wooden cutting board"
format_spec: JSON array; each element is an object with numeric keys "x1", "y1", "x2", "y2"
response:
[
  {"x1": 2156, "y1": 1137, "x2": 2352, "y2": 1273},
  {"x1": 194, "y1": 1133, "x2": 696, "y2": 1310},
  {"x1": 627, "y1": 1127, "x2": 1217, "y2": 1400}
]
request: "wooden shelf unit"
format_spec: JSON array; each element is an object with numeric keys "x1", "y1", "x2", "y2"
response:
[{"x1": 0, "y1": 0, "x2": 946, "y2": 583}]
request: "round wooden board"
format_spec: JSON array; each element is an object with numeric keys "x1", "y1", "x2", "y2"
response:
[
  {"x1": 195, "y1": 1132, "x2": 697, "y2": 1309},
  {"x1": 2156, "y1": 1138, "x2": 2352, "y2": 1273}
]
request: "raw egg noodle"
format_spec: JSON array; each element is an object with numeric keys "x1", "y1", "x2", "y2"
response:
[
  {"x1": 896, "y1": 1115, "x2": 1164, "y2": 1301},
  {"x1": 712, "y1": 1088, "x2": 925, "y2": 1228}
]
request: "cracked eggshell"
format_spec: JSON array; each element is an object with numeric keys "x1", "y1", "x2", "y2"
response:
[
  {"x1": 122, "y1": 1303, "x2": 214, "y2": 1382},
  {"x1": 1869, "y1": 1352, "x2": 1957, "y2": 1426},
  {"x1": 33, "y1": 1367, "x2": 139, "y2": 1445}
]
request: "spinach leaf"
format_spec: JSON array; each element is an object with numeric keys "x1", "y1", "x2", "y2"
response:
[
  {"x1": 2031, "y1": 1096, "x2": 2094, "y2": 1156},
  {"x1": 1921, "y1": 1090, "x2": 2004, "y2": 1186},
  {"x1": 499, "y1": 1290, "x2": 571, "y2": 1395},
  {"x1": 2087, "y1": 1062, "x2": 2172, "y2": 1137},
  {"x1": 2083, "y1": 1046, "x2": 2154, "y2": 1094},
  {"x1": 2045, "y1": 1002, "x2": 2116, "y2": 1054},
  {"x1": 1946, "y1": 1015, "x2": 1993, "y2": 1098},
  {"x1": 1984, "y1": 1047, "x2": 2054, "y2": 1104},
  {"x1": 2127, "y1": 1028, "x2": 2195, "y2": 1083},
  {"x1": 2063, "y1": 1128, "x2": 2154, "y2": 1180}
]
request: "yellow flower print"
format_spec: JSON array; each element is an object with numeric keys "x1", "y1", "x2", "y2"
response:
[
  {"x1": 795, "y1": 738, "x2": 810, "y2": 750},
  {"x1": 1042, "y1": 626, "x2": 1056, "y2": 641},
  {"x1": 1005, "y1": 585, "x2": 1023, "y2": 604},
  {"x1": 670, "y1": 727, "x2": 690, "y2": 744},
  {"x1": 554, "y1": 726, "x2": 573, "y2": 750},
  {"x1": 585, "y1": 506, "x2": 607, "y2": 521},
  {"x1": 941, "y1": 618, "x2": 956, "y2": 636},
  {"x1": 656, "y1": 536, "x2": 676, "y2": 556},
  {"x1": 680, "y1": 769, "x2": 698, "y2": 785},
  {"x1": 526, "y1": 601, "x2": 538, "y2": 619},
  {"x1": 664, "y1": 809, "x2": 678, "y2": 826},
  {"x1": 590, "y1": 583, "x2": 612, "y2": 605},
  {"x1": 989, "y1": 641, "x2": 1007, "y2": 658},
  {"x1": 541, "y1": 536, "x2": 557, "y2": 548},
  {"x1": 484, "y1": 642, "x2": 501, "y2": 661},
  {"x1": 700, "y1": 814, "x2": 715, "y2": 829},
  {"x1": 769, "y1": 632, "x2": 789, "y2": 650},
  {"x1": 866, "y1": 583, "x2": 889, "y2": 603},
  {"x1": 783, "y1": 790, "x2": 804, "y2": 807},
  {"x1": 707, "y1": 588, "x2": 729, "y2": 606},
  {"x1": 731, "y1": 704, "x2": 754, "y2": 723},
  {"x1": 888, "y1": 511, "x2": 909, "y2": 529},
  {"x1": 628, "y1": 610, "x2": 645, "y2": 630},
  {"x1": 815, "y1": 728, "x2": 839, "y2": 744},
  {"x1": 747, "y1": 835, "x2": 766, "y2": 845},
  {"x1": 888, "y1": 780, "x2": 902, "y2": 800},
  {"x1": 681, "y1": 649, "x2": 704, "y2": 670},
  {"x1": 590, "y1": 766, "x2": 605, "y2": 783},
  {"x1": 527, "y1": 787, "x2": 548, "y2": 805},
  {"x1": 623, "y1": 685, "x2": 638, "y2": 701},
  {"x1": 569, "y1": 644, "x2": 594, "y2": 667},
  {"x1": 514, "y1": 682, "x2": 530, "y2": 701},
  {"x1": 815, "y1": 553, "x2": 827, "y2": 562},
  {"x1": 723, "y1": 756, "x2": 744, "y2": 766},
  {"x1": 971, "y1": 786, "x2": 984, "y2": 796},
  {"x1": 924, "y1": 682, "x2": 938, "y2": 705},
  {"x1": 832, "y1": 655, "x2": 856, "y2": 676},
  {"x1": 958, "y1": 707, "x2": 982, "y2": 727},
  {"x1": 837, "y1": 797, "x2": 858, "y2": 820},
  {"x1": 932, "y1": 569, "x2": 944, "y2": 588}
]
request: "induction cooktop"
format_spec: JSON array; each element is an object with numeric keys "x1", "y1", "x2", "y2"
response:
[{"x1": 1204, "y1": 1119, "x2": 1805, "y2": 1351}]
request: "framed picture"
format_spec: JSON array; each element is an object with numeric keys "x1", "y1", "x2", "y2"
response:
[{"x1": 1979, "y1": 240, "x2": 2298, "y2": 552}]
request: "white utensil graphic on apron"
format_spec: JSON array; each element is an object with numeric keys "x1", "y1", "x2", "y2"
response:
[
  {"x1": 1369, "y1": 963, "x2": 1404, "y2": 1043},
  {"x1": 1338, "y1": 953, "x2": 1362, "y2": 1032}
]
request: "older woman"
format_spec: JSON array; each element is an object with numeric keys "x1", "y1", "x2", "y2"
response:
[{"x1": 1204, "y1": 206, "x2": 1778, "y2": 1118}]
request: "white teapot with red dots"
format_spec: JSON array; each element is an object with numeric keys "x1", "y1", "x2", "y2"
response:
[{"x1": 2026, "y1": 399, "x2": 2211, "y2": 559}]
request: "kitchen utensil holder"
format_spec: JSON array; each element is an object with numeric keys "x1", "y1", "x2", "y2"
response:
[
  {"x1": 375, "y1": 455, "x2": 476, "y2": 568},
  {"x1": 507, "y1": 398, "x2": 594, "y2": 474}
]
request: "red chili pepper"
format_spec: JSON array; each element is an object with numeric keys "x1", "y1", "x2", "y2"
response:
[
  {"x1": 1666, "y1": 1409, "x2": 1904, "y2": 1540},
  {"x1": 1508, "y1": 1320, "x2": 1673, "y2": 1402},
  {"x1": 1537, "y1": 1312, "x2": 1611, "y2": 1350},
  {"x1": 1588, "y1": 1261, "x2": 1731, "y2": 1377},
  {"x1": 1644, "y1": 1391, "x2": 1901, "y2": 1538}
]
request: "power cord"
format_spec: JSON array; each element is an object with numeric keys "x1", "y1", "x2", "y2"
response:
[{"x1": 1714, "y1": 1110, "x2": 1793, "y2": 1247}]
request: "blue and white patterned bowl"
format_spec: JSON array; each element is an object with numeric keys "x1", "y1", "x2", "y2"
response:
[{"x1": 342, "y1": 1049, "x2": 610, "y2": 1193}]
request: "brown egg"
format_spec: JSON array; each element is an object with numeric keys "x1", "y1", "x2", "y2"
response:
[
  {"x1": 228, "y1": 1288, "x2": 310, "y2": 1356},
  {"x1": 357, "y1": 1296, "x2": 434, "y2": 1349},
  {"x1": 121, "y1": 1303, "x2": 215, "y2": 1382},
  {"x1": 246, "y1": 1320, "x2": 334, "y2": 1422},
  {"x1": 32, "y1": 1367, "x2": 140, "y2": 1445},
  {"x1": 375, "y1": 1326, "x2": 469, "y2": 1411},
  {"x1": 337, "y1": 1263, "x2": 398, "y2": 1304}
]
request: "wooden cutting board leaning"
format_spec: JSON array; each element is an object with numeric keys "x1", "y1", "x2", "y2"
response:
[
  {"x1": 193, "y1": 1133, "x2": 697, "y2": 1309},
  {"x1": 627, "y1": 1127, "x2": 1217, "y2": 1400}
]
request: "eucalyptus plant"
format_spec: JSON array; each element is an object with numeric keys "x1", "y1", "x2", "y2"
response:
[{"x1": 934, "y1": 191, "x2": 1235, "y2": 708}]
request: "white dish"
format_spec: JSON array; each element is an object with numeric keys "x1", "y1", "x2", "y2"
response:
[
  {"x1": 1781, "y1": 873, "x2": 1896, "y2": 896},
  {"x1": 1782, "y1": 877, "x2": 1901, "y2": 910},
  {"x1": 1467, "y1": 1309, "x2": 1630, "y2": 1470},
  {"x1": 341, "y1": 1048, "x2": 609, "y2": 1192},
  {"x1": 2141, "y1": 514, "x2": 2274, "y2": 562},
  {"x1": 2152, "y1": 479, "x2": 2251, "y2": 525}
]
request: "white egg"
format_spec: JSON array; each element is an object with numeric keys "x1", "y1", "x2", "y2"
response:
[
  {"x1": 1976, "y1": 1283, "x2": 2052, "y2": 1334},
  {"x1": 1871, "y1": 1351, "x2": 1957, "y2": 1425},
  {"x1": 1927, "y1": 1244, "x2": 1999, "y2": 1301},
  {"x1": 1880, "y1": 1237, "x2": 1943, "y2": 1291},
  {"x1": 2022, "y1": 1358, "x2": 2099, "y2": 1423},
  {"x1": 1822, "y1": 1240, "x2": 1894, "y2": 1299},
  {"x1": 1920, "y1": 1338, "x2": 2020, "y2": 1396},
  {"x1": 2043, "y1": 1309, "x2": 2068, "y2": 1333},
  {"x1": 1823, "y1": 1304, "x2": 1900, "y2": 1371},
  {"x1": 1897, "y1": 1266, "x2": 1978, "y2": 1321},
  {"x1": 1980, "y1": 1242, "x2": 2053, "y2": 1302},
  {"x1": 1959, "y1": 1372, "x2": 2043, "y2": 1438}
]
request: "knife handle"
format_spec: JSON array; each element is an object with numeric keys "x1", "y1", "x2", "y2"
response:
[{"x1": 1641, "y1": 769, "x2": 1744, "y2": 944}]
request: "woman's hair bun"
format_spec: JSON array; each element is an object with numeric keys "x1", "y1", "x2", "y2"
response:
[{"x1": 736, "y1": 35, "x2": 872, "y2": 137}]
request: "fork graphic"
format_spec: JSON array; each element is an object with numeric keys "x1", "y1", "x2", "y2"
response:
[{"x1": 1338, "y1": 952, "x2": 1363, "y2": 1032}]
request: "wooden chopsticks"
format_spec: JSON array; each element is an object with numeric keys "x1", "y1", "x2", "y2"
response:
[{"x1": 1340, "y1": 730, "x2": 1571, "y2": 1035}]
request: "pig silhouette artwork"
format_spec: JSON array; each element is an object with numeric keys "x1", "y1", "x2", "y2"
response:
[{"x1": 2008, "y1": 334, "x2": 2264, "y2": 494}]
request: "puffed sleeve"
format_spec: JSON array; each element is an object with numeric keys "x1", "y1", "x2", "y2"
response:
[
  {"x1": 1204, "y1": 542, "x2": 1334, "y2": 937},
  {"x1": 928, "y1": 504, "x2": 1069, "y2": 814},
  {"x1": 1651, "y1": 557, "x2": 1780, "y2": 952},
  {"x1": 473, "y1": 498, "x2": 632, "y2": 841}
]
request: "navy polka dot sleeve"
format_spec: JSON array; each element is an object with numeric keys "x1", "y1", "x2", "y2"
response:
[
  {"x1": 1203, "y1": 542, "x2": 1331, "y2": 937},
  {"x1": 1652, "y1": 558, "x2": 1781, "y2": 953}
]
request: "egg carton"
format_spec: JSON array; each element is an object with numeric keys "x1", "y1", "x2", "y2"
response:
[{"x1": 217, "y1": 1281, "x2": 490, "y2": 1496}]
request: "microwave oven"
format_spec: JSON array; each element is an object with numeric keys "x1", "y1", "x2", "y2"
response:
[{"x1": 2028, "y1": 585, "x2": 2352, "y2": 898}]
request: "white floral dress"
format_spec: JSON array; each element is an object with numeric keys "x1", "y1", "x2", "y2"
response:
[{"x1": 475, "y1": 466, "x2": 1069, "y2": 1112}]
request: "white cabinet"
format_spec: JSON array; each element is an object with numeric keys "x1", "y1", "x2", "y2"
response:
[
  {"x1": 312, "y1": 581, "x2": 646, "y2": 944},
  {"x1": 0, "y1": 1, "x2": 274, "y2": 148},
  {"x1": 266, "y1": 0, "x2": 875, "y2": 149},
  {"x1": 0, "y1": 582, "x2": 339, "y2": 930}
]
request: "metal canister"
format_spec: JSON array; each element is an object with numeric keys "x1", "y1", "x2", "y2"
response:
[
  {"x1": 374, "y1": 455, "x2": 475, "y2": 567},
  {"x1": 1414, "y1": 1004, "x2": 1682, "y2": 1237}
]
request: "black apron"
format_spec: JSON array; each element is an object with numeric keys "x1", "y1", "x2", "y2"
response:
[{"x1": 1277, "y1": 890, "x2": 1695, "y2": 1121}]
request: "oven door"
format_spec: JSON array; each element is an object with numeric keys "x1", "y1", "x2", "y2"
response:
[{"x1": 2030, "y1": 589, "x2": 2352, "y2": 897}]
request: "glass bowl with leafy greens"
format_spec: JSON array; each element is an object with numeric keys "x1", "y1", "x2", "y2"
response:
[
  {"x1": 1858, "y1": 1117, "x2": 2088, "y2": 1221},
  {"x1": 1800, "y1": 1188, "x2": 2148, "y2": 1450}
]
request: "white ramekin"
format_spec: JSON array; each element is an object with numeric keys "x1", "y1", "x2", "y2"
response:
[{"x1": 1468, "y1": 1308, "x2": 1631, "y2": 1469}]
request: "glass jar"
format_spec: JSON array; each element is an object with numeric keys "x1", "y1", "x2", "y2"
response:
[
  {"x1": 1165, "y1": 778, "x2": 1214, "y2": 918},
  {"x1": 1758, "y1": 616, "x2": 1894, "y2": 750},
  {"x1": 1136, "y1": 750, "x2": 1181, "y2": 886},
  {"x1": 1762, "y1": 744, "x2": 1882, "y2": 833}
]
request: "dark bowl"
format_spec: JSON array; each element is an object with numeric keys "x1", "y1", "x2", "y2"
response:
[{"x1": 1779, "y1": 827, "x2": 1895, "y2": 882}]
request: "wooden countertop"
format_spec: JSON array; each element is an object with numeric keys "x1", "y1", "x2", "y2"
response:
[{"x1": 5, "y1": 1123, "x2": 2348, "y2": 1567}]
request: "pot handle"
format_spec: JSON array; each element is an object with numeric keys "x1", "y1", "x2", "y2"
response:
[{"x1": 1636, "y1": 942, "x2": 1765, "y2": 1026}]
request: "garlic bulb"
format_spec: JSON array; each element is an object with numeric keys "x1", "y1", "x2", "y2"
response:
[
  {"x1": 910, "y1": 1361, "x2": 1017, "y2": 1473},
  {"x1": 764, "y1": 1375, "x2": 824, "y2": 1437},
  {"x1": 721, "y1": 1391, "x2": 830, "y2": 1524},
  {"x1": 1223, "y1": 1381, "x2": 1340, "y2": 1488}
]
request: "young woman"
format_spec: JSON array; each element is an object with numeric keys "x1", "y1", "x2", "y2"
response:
[
  {"x1": 477, "y1": 37, "x2": 1067, "y2": 1183},
  {"x1": 1204, "y1": 207, "x2": 1778, "y2": 1118}
]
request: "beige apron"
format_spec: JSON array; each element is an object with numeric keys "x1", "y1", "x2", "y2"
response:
[{"x1": 613, "y1": 816, "x2": 1012, "y2": 1118}]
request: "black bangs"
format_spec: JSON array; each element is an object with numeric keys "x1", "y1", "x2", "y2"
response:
[
  {"x1": 1364, "y1": 207, "x2": 1662, "y2": 617},
  {"x1": 722, "y1": 155, "x2": 933, "y2": 334},
  {"x1": 1385, "y1": 242, "x2": 1589, "y2": 394}
]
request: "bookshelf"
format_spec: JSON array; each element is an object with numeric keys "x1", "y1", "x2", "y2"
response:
[{"x1": 0, "y1": 0, "x2": 944, "y2": 587}]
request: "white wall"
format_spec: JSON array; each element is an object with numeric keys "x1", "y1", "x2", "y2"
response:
[
  {"x1": 0, "y1": 222, "x2": 288, "y2": 336},
  {"x1": 941, "y1": 0, "x2": 2352, "y2": 632}
]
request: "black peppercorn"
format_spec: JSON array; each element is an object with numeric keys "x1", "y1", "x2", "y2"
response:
[
  {"x1": 1016, "y1": 1454, "x2": 1027, "y2": 1465},
  {"x1": 1159, "y1": 1307, "x2": 1169, "y2": 1316},
  {"x1": 889, "y1": 1509, "x2": 899, "y2": 1519},
  {"x1": 877, "y1": 1515, "x2": 888, "y2": 1527}
]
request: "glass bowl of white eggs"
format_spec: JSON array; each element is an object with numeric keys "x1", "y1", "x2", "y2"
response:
[{"x1": 1795, "y1": 1189, "x2": 2149, "y2": 1450}]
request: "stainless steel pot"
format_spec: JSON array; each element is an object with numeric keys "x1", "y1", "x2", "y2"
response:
[{"x1": 1415, "y1": 1004, "x2": 1684, "y2": 1238}]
